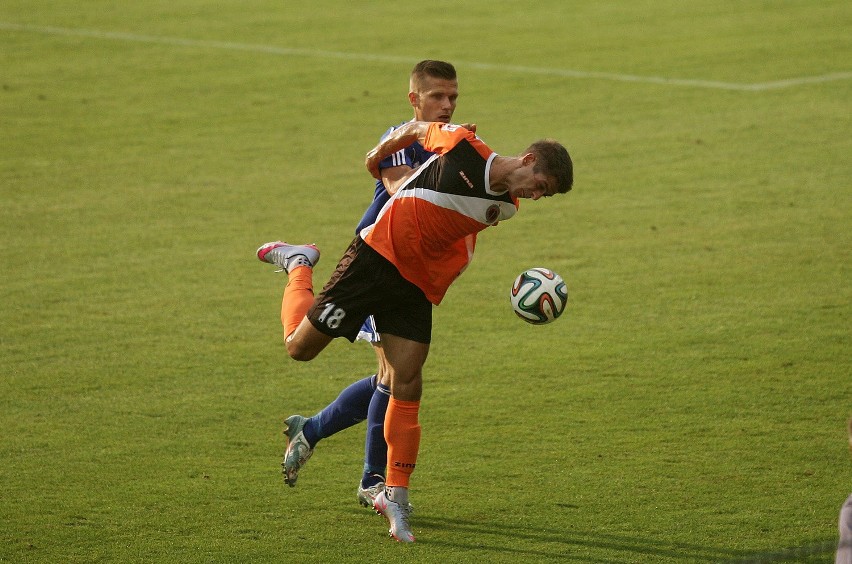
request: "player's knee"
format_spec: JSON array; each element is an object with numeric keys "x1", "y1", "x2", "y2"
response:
[
  {"x1": 285, "y1": 338, "x2": 319, "y2": 362},
  {"x1": 287, "y1": 348, "x2": 315, "y2": 362},
  {"x1": 287, "y1": 345, "x2": 316, "y2": 362}
]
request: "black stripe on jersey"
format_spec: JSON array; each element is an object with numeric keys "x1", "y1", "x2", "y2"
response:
[{"x1": 407, "y1": 139, "x2": 513, "y2": 204}]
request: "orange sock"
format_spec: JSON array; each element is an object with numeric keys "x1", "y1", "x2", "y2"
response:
[
  {"x1": 280, "y1": 265, "x2": 314, "y2": 339},
  {"x1": 385, "y1": 398, "x2": 421, "y2": 488}
]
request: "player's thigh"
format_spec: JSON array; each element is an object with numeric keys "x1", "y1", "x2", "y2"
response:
[
  {"x1": 372, "y1": 344, "x2": 392, "y2": 387},
  {"x1": 286, "y1": 317, "x2": 333, "y2": 361},
  {"x1": 381, "y1": 333, "x2": 429, "y2": 401}
]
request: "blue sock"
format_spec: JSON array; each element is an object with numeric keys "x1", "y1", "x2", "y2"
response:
[
  {"x1": 361, "y1": 382, "x2": 391, "y2": 486},
  {"x1": 302, "y1": 375, "x2": 376, "y2": 447}
]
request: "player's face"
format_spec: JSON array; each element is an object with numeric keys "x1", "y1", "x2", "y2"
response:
[
  {"x1": 411, "y1": 77, "x2": 458, "y2": 123},
  {"x1": 507, "y1": 164, "x2": 558, "y2": 201}
]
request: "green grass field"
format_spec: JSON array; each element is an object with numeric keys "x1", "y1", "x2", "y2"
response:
[{"x1": 2, "y1": 1, "x2": 850, "y2": 562}]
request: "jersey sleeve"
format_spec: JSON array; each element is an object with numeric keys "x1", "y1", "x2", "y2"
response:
[
  {"x1": 423, "y1": 123, "x2": 494, "y2": 161},
  {"x1": 422, "y1": 123, "x2": 474, "y2": 155},
  {"x1": 379, "y1": 126, "x2": 418, "y2": 171}
]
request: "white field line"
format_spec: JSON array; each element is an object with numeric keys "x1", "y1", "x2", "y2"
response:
[{"x1": 2, "y1": 22, "x2": 850, "y2": 92}]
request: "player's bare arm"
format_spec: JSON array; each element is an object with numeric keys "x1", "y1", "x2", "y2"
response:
[
  {"x1": 365, "y1": 121, "x2": 430, "y2": 179},
  {"x1": 365, "y1": 121, "x2": 477, "y2": 179},
  {"x1": 381, "y1": 165, "x2": 414, "y2": 195}
]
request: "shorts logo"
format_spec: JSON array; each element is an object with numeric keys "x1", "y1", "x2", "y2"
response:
[
  {"x1": 485, "y1": 204, "x2": 501, "y2": 224},
  {"x1": 458, "y1": 170, "x2": 474, "y2": 189}
]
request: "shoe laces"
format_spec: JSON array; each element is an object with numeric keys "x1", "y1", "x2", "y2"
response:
[{"x1": 271, "y1": 251, "x2": 313, "y2": 274}]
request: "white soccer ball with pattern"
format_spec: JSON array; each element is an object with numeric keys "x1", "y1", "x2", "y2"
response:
[{"x1": 510, "y1": 268, "x2": 568, "y2": 325}]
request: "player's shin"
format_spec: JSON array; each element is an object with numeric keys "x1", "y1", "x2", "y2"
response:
[
  {"x1": 384, "y1": 398, "x2": 421, "y2": 489},
  {"x1": 280, "y1": 266, "x2": 314, "y2": 339}
]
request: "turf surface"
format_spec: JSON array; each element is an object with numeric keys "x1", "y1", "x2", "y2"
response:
[{"x1": 1, "y1": 1, "x2": 850, "y2": 562}]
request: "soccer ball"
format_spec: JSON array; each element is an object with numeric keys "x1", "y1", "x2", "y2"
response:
[{"x1": 510, "y1": 268, "x2": 568, "y2": 325}]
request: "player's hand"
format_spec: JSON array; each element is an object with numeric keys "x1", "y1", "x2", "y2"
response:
[
  {"x1": 459, "y1": 122, "x2": 477, "y2": 133},
  {"x1": 365, "y1": 149, "x2": 382, "y2": 179}
]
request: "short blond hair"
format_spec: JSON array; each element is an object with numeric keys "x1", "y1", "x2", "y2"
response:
[{"x1": 410, "y1": 60, "x2": 456, "y2": 92}]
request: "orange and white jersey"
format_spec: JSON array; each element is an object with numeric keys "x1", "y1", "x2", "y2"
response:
[{"x1": 360, "y1": 123, "x2": 519, "y2": 305}]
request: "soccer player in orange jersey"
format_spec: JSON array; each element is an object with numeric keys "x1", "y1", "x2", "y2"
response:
[
  {"x1": 257, "y1": 121, "x2": 573, "y2": 542},
  {"x1": 262, "y1": 61, "x2": 463, "y2": 509}
]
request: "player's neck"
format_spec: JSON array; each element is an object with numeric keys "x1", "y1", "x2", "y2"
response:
[{"x1": 488, "y1": 156, "x2": 522, "y2": 193}]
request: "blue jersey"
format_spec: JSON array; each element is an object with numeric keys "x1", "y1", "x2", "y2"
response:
[{"x1": 355, "y1": 122, "x2": 435, "y2": 234}]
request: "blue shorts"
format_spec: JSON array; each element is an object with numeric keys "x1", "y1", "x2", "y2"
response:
[{"x1": 356, "y1": 315, "x2": 380, "y2": 344}]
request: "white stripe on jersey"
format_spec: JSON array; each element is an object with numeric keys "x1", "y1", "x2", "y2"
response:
[
  {"x1": 483, "y1": 153, "x2": 503, "y2": 196},
  {"x1": 391, "y1": 149, "x2": 405, "y2": 167},
  {"x1": 359, "y1": 152, "x2": 440, "y2": 240},
  {"x1": 396, "y1": 187, "x2": 517, "y2": 224}
]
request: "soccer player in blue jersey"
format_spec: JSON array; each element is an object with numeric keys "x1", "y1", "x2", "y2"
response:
[{"x1": 262, "y1": 60, "x2": 463, "y2": 508}]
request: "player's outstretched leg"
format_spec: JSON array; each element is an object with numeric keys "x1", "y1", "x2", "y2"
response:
[
  {"x1": 256, "y1": 240, "x2": 324, "y2": 352},
  {"x1": 257, "y1": 241, "x2": 320, "y2": 272},
  {"x1": 373, "y1": 487, "x2": 415, "y2": 543},
  {"x1": 282, "y1": 414, "x2": 314, "y2": 487}
]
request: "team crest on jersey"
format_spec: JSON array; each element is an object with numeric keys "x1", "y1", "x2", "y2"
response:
[{"x1": 486, "y1": 204, "x2": 501, "y2": 224}]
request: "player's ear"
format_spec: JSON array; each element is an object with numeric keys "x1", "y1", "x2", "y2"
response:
[
  {"x1": 408, "y1": 91, "x2": 419, "y2": 108},
  {"x1": 522, "y1": 153, "x2": 536, "y2": 166}
]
